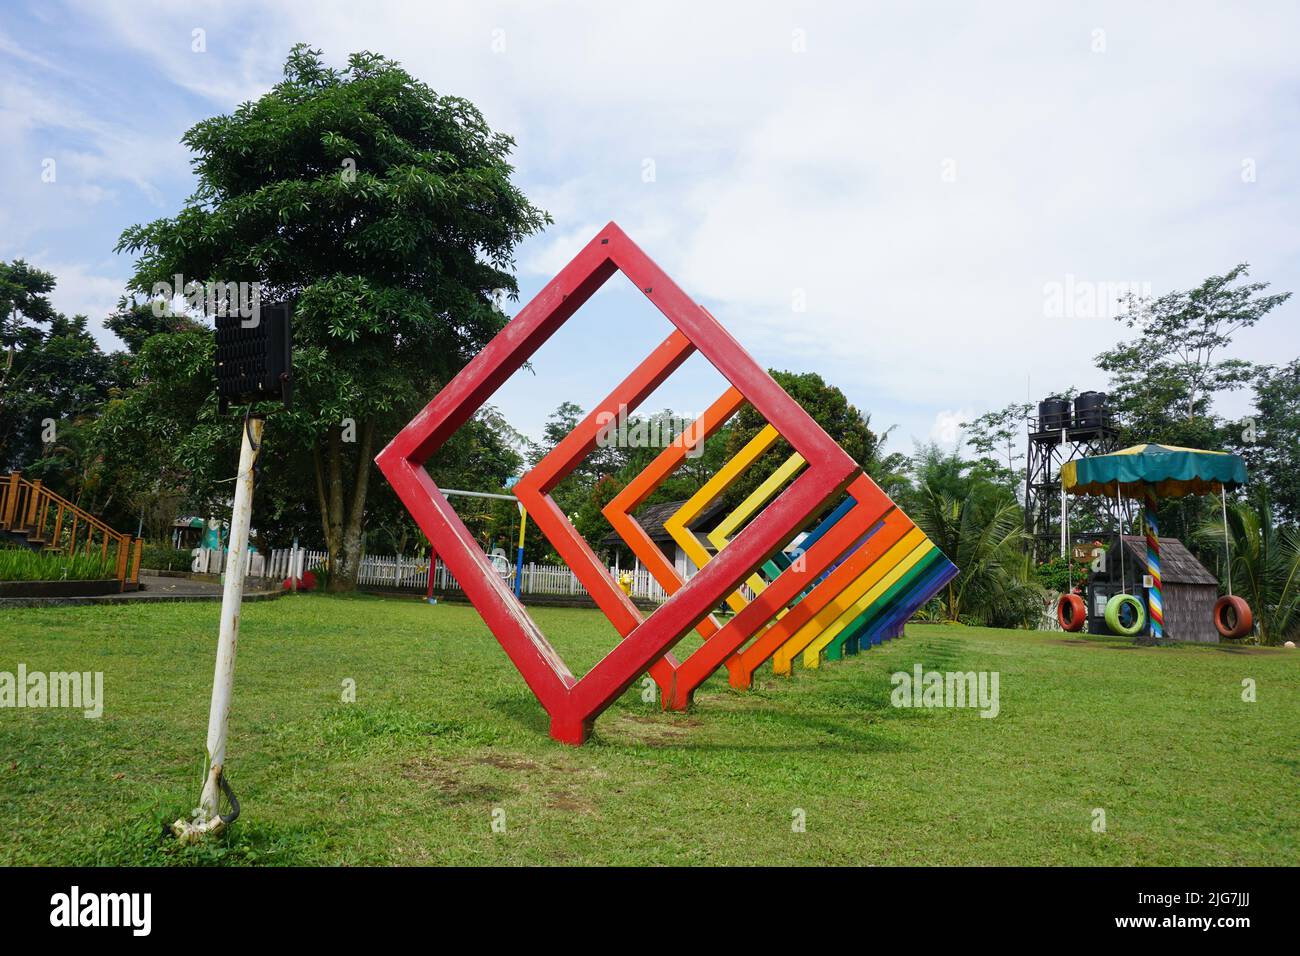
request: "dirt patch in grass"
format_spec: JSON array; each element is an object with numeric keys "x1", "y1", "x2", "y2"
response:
[
  {"x1": 547, "y1": 793, "x2": 597, "y2": 814},
  {"x1": 401, "y1": 750, "x2": 607, "y2": 815},
  {"x1": 608, "y1": 713, "x2": 696, "y2": 747},
  {"x1": 399, "y1": 755, "x2": 509, "y2": 803},
  {"x1": 475, "y1": 753, "x2": 542, "y2": 772}
]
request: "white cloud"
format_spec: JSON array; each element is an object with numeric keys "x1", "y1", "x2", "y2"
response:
[
  {"x1": 43, "y1": 262, "x2": 129, "y2": 348},
  {"x1": 929, "y1": 409, "x2": 975, "y2": 449},
  {"x1": 5, "y1": 0, "x2": 1297, "y2": 445},
  {"x1": 521, "y1": 219, "x2": 609, "y2": 279},
  {"x1": 0, "y1": 60, "x2": 192, "y2": 228}
]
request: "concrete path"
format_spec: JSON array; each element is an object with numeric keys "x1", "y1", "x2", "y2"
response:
[{"x1": 0, "y1": 574, "x2": 284, "y2": 608}]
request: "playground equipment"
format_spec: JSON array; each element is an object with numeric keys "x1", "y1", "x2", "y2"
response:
[
  {"x1": 1064, "y1": 443, "x2": 1250, "y2": 642},
  {"x1": 430, "y1": 489, "x2": 527, "y2": 599},
  {"x1": 1213, "y1": 594, "x2": 1253, "y2": 639},
  {"x1": 1057, "y1": 592, "x2": 1086, "y2": 631},
  {"x1": 378, "y1": 222, "x2": 952, "y2": 744},
  {"x1": 1103, "y1": 592, "x2": 1146, "y2": 636}
]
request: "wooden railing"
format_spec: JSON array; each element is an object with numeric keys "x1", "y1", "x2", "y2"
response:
[{"x1": 0, "y1": 472, "x2": 143, "y2": 590}]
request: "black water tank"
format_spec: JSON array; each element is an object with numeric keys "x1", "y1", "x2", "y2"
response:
[
  {"x1": 1074, "y1": 391, "x2": 1107, "y2": 429},
  {"x1": 1038, "y1": 396, "x2": 1070, "y2": 431}
]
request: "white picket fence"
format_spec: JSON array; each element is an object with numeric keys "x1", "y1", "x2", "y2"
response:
[
  {"x1": 613, "y1": 565, "x2": 672, "y2": 603},
  {"x1": 266, "y1": 547, "x2": 323, "y2": 583},
  {"x1": 260, "y1": 547, "x2": 672, "y2": 603},
  {"x1": 178, "y1": 544, "x2": 685, "y2": 604},
  {"x1": 188, "y1": 547, "x2": 266, "y2": 579}
]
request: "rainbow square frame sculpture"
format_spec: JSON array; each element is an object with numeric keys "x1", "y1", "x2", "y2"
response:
[
  {"x1": 669, "y1": 439, "x2": 955, "y2": 675},
  {"x1": 726, "y1": 505, "x2": 917, "y2": 686},
  {"x1": 664, "y1": 439, "x2": 937, "y2": 676},
  {"x1": 377, "y1": 222, "x2": 860, "y2": 744},
  {"x1": 661, "y1": 488, "x2": 895, "y2": 709},
  {"x1": 606, "y1": 385, "x2": 957, "y2": 688},
  {"x1": 604, "y1": 402, "x2": 907, "y2": 704},
  {"x1": 836, "y1": 552, "x2": 958, "y2": 655},
  {"x1": 732, "y1": 495, "x2": 959, "y2": 670},
  {"x1": 788, "y1": 529, "x2": 937, "y2": 670},
  {"x1": 803, "y1": 539, "x2": 956, "y2": 665},
  {"x1": 601, "y1": 387, "x2": 906, "y2": 709}
]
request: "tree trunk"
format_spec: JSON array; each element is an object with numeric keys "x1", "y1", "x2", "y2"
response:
[{"x1": 312, "y1": 419, "x2": 377, "y2": 592}]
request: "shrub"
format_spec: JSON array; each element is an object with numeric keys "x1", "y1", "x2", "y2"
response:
[
  {"x1": 282, "y1": 570, "x2": 318, "y2": 592},
  {"x1": 140, "y1": 543, "x2": 195, "y2": 573},
  {"x1": 1033, "y1": 556, "x2": 1092, "y2": 594},
  {"x1": 0, "y1": 549, "x2": 118, "y2": 581}
]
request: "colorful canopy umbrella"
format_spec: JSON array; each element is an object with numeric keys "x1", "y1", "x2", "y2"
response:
[{"x1": 1062, "y1": 444, "x2": 1247, "y2": 641}]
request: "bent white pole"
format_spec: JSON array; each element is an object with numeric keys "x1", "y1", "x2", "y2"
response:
[{"x1": 174, "y1": 414, "x2": 262, "y2": 843}]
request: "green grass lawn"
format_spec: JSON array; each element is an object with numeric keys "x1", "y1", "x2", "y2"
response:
[{"x1": 1, "y1": 594, "x2": 1296, "y2": 866}]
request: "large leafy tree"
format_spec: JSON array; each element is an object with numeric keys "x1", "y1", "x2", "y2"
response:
[
  {"x1": 1096, "y1": 264, "x2": 1289, "y2": 447},
  {"x1": 114, "y1": 46, "x2": 549, "y2": 589},
  {"x1": 1095, "y1": 264, "x2": 1291, "y2": 543},
  {"x1": 0, "y1": 260, "x2": 122, "y2": 499},
  {"x1": 962, "y1": 401, "x2": 1032, "y2": 492},
  {"x1": 1239, "y1": 359, "x2": 1300, "y2": 526}
]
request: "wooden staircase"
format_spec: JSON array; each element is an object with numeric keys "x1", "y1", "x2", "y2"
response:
[{"x1": 1, "y1": 472, "x2": 143, "y2": 590}]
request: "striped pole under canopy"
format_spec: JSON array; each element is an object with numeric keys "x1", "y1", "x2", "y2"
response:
[{"x1": 1144, "y1": 486, "x2": 1163, "y2": 641}]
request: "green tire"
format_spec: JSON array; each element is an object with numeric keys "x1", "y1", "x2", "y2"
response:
[{"x1": 1104, "y1": 593, "x2": 1146, "y2": 636}]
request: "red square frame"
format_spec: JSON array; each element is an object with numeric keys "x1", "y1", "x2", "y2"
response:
[{"x1": 376, "y1": 223, "x2": 860, "y2": 743}]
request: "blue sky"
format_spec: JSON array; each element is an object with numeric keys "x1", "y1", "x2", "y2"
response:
[{"x1": 2, "y1": 0, "x2": 1297, "y2": 455}]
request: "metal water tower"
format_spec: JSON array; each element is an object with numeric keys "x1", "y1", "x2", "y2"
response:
[{"x1": 1023, "y1": 392, "x2": 1127, "y2": 563}]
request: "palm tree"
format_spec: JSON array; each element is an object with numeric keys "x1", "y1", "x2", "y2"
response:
[
  {"x1": 1195, "y1": 490, "x2": 1300, "y2": 644},
  {"x1": 913, "y1": 482, "x2": 1041, "y2": 627}
]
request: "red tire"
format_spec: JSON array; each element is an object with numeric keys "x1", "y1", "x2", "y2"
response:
[
  {"x1": 1214, "y1": 595, "x2": 1253, "y2": 639},
  {"x1": 1058, "y1": 593, "x2": 1086, "y2": 632}
]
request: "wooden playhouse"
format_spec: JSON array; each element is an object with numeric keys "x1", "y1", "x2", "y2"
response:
[{"x1": 1086, "y1": 534, "x2": 1222, "y2": 643}]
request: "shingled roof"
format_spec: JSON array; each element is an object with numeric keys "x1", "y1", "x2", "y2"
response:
[
  {"x1": 1116, "y1": 535, "x2": 1218, "y2": 586},
  {"x1": 601, "y1": 498, "x2": 728, "y2": 547}
]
